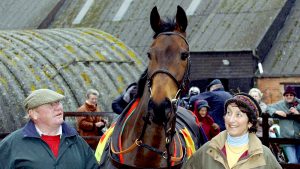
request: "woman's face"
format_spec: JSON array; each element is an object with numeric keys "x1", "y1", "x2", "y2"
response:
[
  {"x1": 198, "y1": 107, "x2": 208, "y2": 117},
  {"x1": 224, "y1": 103, "x2": 252, "y2": 137}
]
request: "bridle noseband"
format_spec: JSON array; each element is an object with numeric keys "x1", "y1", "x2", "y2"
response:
[{"x1": 147, "y1": 31, "x2": 191, "y2": 102}]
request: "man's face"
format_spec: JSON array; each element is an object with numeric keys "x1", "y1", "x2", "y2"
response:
[
  {"x1": 87, "y1": 94, "x2": 98, "y2": 105},
  {"x1": 284, "y1": 93, "x2": 295, "y2": 103},
  {"x1": 32, "y1": 101, "x2": 64, "y2": 127}
]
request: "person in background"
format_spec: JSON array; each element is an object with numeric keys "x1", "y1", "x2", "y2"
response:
[
  {"x1": 190, "y1": 79, "x2": 232, "y2": 131},
  {"x1": 111, "y1": 83, "x2": 137, "y2": 115},
  {"x1": 0, "y1": 89, "x2": 98, "y2": 168},
  {"x1": 249, "y1": 88, "x2": 267, "y2": 113},
  {"x1": 77, "y1": 89, "x2": 106, "y2": 150},
  {"x1": 193, "y1": 100, "x2": 220, "y2": 140},
  {"x1": 183, "y1": 93, "x2": 282, "y2": 169},
  {"x1": 248, "y1": 88, "x2": 270, "y2": 137},
  {"x1": 178, "y1": 86, "x2": 200, "y2": 110},
  {"x1": 267, "y1": 86, "x2": 300, "y2": 163}
]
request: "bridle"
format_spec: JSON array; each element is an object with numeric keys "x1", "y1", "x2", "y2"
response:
[
  {"x1": 110, "y1": 32, "x2": 190, "y2": 169},
  {"x1": 148, "y1": 31, "x2": 191, "y2": 101}
]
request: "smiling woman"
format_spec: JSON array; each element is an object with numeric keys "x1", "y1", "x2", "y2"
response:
[{"x1": 183, "y1": 93, "x2": 282, "y2": 169}]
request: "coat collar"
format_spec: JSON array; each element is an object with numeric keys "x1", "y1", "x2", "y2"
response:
[
  {"x1": 22, "y1": 120, "x2": 77, "y2": 138},
  {"x1": 206, "y1": 131, "x2": 265, "y2": 169}
]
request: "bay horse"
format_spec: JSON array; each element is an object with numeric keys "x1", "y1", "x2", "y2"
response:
[{"x1": 96, "y1": 6, "x2": 206, "y2": 169}]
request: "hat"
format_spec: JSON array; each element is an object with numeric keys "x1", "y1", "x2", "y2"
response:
[
  {"x1": 225, "y1": 93, "x2": 261, "y2": 119},
  {"x1": 283, "y1": 86, "x2": 296, "y2": 96},
  {"x1": 196, "y1": 100, "x2": 210, "y2": 111},
  {"x1": 189, "y1": 87, "x2": 200, "y2": 96},
  {"x1": 24, "y1": 89, "x2": 65, "y2": 111},
  {"x1": 206, "y1": 79, "x2": 223, "y2": 91}
]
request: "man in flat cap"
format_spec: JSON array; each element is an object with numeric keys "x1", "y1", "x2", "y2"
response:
[{"x1": 0, "y1": 89, "x2": 99, "y2": 169}]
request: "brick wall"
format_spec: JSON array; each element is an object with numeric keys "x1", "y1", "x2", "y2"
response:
[{"x1": 257, "y1": 77, "x2": 300, "y2": 104}]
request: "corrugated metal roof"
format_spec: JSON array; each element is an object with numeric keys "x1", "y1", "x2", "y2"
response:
[
  {"x1": 0, "y1": 0, "x2": 61, "y2": 30},
  {"x1": 50, "y1": 0, "x2": 219, "y2": 62},
  {"x1": 261, "y1": 0, "x2": 300, "y2": 77},
  {"x1": 190, "y1": 0, "x2": 287, "y2": 51},
  {"x1": 50, "y1": 0, "x2": 285, "y2": 56},
  {"x1": 0, "y1": 28, "x2": 144, "y2": 132}
]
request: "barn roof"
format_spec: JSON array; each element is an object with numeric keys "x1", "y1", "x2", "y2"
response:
[
  {"x1": 0, "y1": 28, "x2": 144, "y2": 132},
  {"x1": 50, "y1": 0, "x2": 286, "y2": 57},
  {"x1": 261, "y1": 0, "x2": 300, "y2": 77},
  {"x1": 0, "y1": 0, "x2": 61, "y2": 30}
]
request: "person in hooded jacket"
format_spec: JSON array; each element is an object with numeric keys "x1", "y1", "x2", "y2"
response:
[
  {"x1": 193, "y1": 100, "x2": 220, "y2": 140},
  {"x1": 183, "y1": 93, "x2": 282, "y2": 169},
  {"x1": 190, "y1": 79, "x2": 232, "y2": 131}
]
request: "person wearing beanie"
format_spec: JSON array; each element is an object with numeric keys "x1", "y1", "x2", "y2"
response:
[
  {"x1": 77, "y1": 89, "x2": 107, "y2": 150},
  {"x1": 0, "y1": 89, "x2": 99, "y2": 168},
  {"x1": 267, "y1": 85, "x2": 300, "y2": 163},
  {"x1": 189, "y1": 79, "x2": 232, "y2": 131},
  {"x1": 183, "y1": 93, "x2": 282, "y2": 169},
  {"x1": 193, "y1": 100, "x2": 220, "y2": 140}
]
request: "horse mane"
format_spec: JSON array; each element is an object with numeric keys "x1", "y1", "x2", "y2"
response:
[
  {"x1": 153, "y1": 18, "x2": 176, "y2": 38},
  {"x1": 136, "y1": 68, "x2": 148, "y2": 98}
]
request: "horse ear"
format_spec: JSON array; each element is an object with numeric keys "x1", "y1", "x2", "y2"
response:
[
  {"x1": 150, "y1": 6, "x2": 161, "y2": 33},
  {"x1": 175, "y1": 5, "x2": 188, "y2": 32}
]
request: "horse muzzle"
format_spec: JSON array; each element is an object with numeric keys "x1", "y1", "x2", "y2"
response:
[{"x1": 148, "y1": 98, "x2": 176, "y2": 125}]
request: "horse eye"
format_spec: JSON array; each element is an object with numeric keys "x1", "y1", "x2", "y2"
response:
[
  {"x1": 147, "y1": 52, "x2": 151, "y2": 60},
  {"x1": 181, "y1": 52, "x2": 189, "y2": 60}
]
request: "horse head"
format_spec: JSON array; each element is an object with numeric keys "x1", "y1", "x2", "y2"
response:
[{"x1": 147, "y1": 6, "x2": 190, "y2": 128}]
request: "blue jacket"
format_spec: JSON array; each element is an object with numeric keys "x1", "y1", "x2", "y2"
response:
[
  {"x1": 190, "y1": 88, "x2": 232, "y2": 131},
  {"x1": 0, "y1": 120, "x2": 99, "y2": 169}
]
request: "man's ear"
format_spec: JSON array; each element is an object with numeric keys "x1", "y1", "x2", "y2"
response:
[{"x1": 28, "y1": 109, "x2": 38, "y2": 120}]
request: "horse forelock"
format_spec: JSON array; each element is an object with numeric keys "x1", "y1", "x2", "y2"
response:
[{"x1": 153, "y1": 17, "x2": 176, "y2": 38}]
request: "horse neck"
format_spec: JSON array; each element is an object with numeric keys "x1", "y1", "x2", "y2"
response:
[
  {"x1": 121, "y1": 87, "x2": 170, "y2": 167},
  {"x1": 122, "y1": 87, "x2": 166, "y2": 143}
]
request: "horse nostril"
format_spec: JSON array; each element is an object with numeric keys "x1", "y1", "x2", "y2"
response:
[{"x1": 148, "y1": 98, "x2": 173, "y2": 124}]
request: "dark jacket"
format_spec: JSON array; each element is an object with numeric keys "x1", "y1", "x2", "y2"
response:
[
  {"x1": 0, "y1": 120, "x2": 99, "y2": 169},
  {"x1": 190, "y1": 88, "x2": 232, "y2": 131},
  {"x1": 111, "y1": 95, "x2": 128, "y2": 114}
]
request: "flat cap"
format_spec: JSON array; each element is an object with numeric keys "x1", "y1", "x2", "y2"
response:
[{"x1": 24, "y1": 89, "x2": 65, "y2": 110}]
